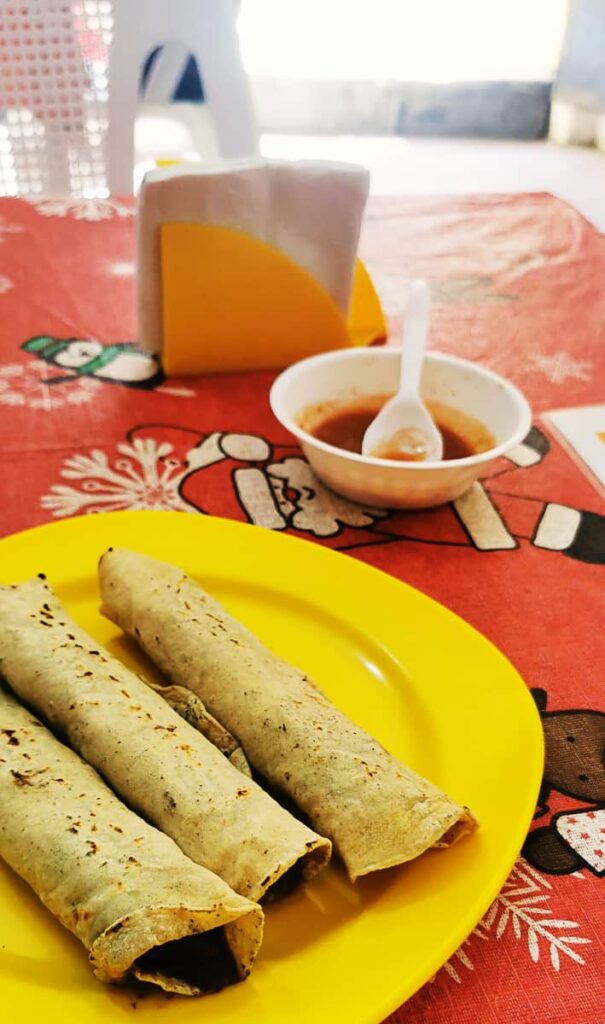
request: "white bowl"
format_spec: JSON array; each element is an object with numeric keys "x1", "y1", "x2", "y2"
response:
[{"x1": 270, "y1": 349, "x2": 532, "y2": 509}]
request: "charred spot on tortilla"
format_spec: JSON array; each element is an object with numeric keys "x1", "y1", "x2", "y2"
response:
[
  {"x1": 10, "y1": 769, "x2": 35, "y2": 786},
  {"x1": 134, "y1": 929, "x2": 240, "y2": 993}
]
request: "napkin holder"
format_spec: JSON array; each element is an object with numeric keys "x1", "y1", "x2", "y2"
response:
[{"x1": 159, "y1": 222, "x2": 386, "y2": 376}]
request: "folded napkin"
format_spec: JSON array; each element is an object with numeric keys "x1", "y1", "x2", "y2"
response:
[{"x1": 137, "y1": 157, "x2": 370, "y2": 356}]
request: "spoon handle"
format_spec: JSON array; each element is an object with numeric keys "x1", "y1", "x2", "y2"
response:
[{"x1": 399, "y1": 279, "x2": 430, "y2": 398}]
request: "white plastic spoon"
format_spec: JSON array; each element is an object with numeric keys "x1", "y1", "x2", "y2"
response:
[{"x1": 361, "y1": 279, "x2": 443, "y2": 462}]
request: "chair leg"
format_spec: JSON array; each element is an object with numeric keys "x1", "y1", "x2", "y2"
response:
[
  {"x1": 188, "y1": 0, "x2": 259, "y2": 158},
  {"x1": 106, "y1": 52, "x2": 142, "y2": 195}
]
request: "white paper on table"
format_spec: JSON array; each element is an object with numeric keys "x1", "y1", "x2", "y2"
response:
[{"x1": 544, "y1": 404, "x2": 605, "y2": 495}]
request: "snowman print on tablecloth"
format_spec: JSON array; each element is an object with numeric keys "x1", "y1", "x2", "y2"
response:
[{"x1": 22, "y1": 336, "x2": 165, "y2": 389}]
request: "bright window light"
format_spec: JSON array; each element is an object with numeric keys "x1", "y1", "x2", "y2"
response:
[{"x1": 238, "y1": 0, "x2": 568, "y2": 83}]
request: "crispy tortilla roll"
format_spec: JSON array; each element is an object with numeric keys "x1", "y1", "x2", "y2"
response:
[
  {"x1": 99, "y1": 548, "x2": 477, "y2": 880},
  {"x1": 0, "y1": 686, "x2": 262, "y2": 994},
  {"x1": 0, "y1": 578, "x2": 330, "y2": 902}
]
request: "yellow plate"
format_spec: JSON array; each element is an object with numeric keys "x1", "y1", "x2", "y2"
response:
[{"x1": 0, "y1": 511, "x2": 543, "y2": 1024}]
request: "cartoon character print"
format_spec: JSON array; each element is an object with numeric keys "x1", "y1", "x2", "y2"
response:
[
  {"x1": 18, "y1": 335, "x2": 605, "y2": 562},
  {"x1": 122, "y1": 422, "x2": 605, "y2": 561},
  {"x1": 523, "y1": 688, "x2": 605, "y2": 877},
  {"x1": 451, "y1": 428, "x2": 604, "y2": 565},
  {"x1": 22, "y1": 336, "x2": 165, "y2": 390},
  {"x1": 174, "y1": 428, "x2": 389, "y2": 541}
]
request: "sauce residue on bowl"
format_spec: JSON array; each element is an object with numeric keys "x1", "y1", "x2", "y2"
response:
[{"x1": 298, "y1": 394, "x2": 496, "y2": 462}]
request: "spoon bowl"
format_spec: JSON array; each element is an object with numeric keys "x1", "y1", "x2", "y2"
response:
[{"x1": 360, "y1": 399, "x2": 442, "y2": 462}]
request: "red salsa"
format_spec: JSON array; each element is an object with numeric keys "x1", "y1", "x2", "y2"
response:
[{"x1": 299, "y1": 394, "x2": 495, "y2": 462}]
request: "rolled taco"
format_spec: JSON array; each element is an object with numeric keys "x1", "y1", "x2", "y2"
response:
[
  {"x1": 0, "y1": 685, "x2": 262, "y2": 994},
  {"x1": 99, "y1": 548, "x2": 477, "y2": 880},
  {"x1": 0, "y1": 578, "x2": 330, "y2": 902}
]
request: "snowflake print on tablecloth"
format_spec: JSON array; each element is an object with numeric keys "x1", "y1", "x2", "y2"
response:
[
  {"x1": 0, "y1": 216, "x2": 23, "y2": 244},
  {"x1": 24, "y1": 196, "x2": 134, "y2": 222},
  {"x1": 41, "y1": 440, "x2": 193, "y2": 517},
  {"x1": 0, "y1": 275, "x2": 13, "y2": 295},
  {"x1": 0, "y1": 361, "x2": 100, "y2": 409},
  {"x1": 42, "y1": 431, "x2": 387, "y2": 536},
  {"x1": 438, "y1": 858, "x2": 590, "y2": 985},
  {"x1": 526, "y1": 351, "x2": 592, "y2": 384}
]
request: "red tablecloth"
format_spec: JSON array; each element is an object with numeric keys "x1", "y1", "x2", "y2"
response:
[{"x1": 0, "y1": 192, "x2": 603, "y2": 1023}]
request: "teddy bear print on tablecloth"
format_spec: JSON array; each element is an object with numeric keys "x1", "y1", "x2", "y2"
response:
[{"x1": 524, "y1": 688, "x2": 605, "y2": 877}]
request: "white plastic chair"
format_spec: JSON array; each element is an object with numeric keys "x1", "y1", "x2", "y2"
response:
[
  {"x1": 0, "y1": 1, "x2": 106, "y2": 197},
  {"x1": 0, "y1": 0, "x2": 258, "y2": 198},
  {"x1": 106, "y1": 0, "x2": 259, "y2": 194}
]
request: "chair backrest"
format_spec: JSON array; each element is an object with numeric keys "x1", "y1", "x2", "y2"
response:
[
  {"x1": 0, "y1": 0, "x2": 258, "y2": 198},
  {"x1": 0, "y1": 1, "x2": 112, "y2": 197}
]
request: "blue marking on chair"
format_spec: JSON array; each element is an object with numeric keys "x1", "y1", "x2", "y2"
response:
[{"x1": 140, "y1": 46, "x2": 205, "y2": 103}]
